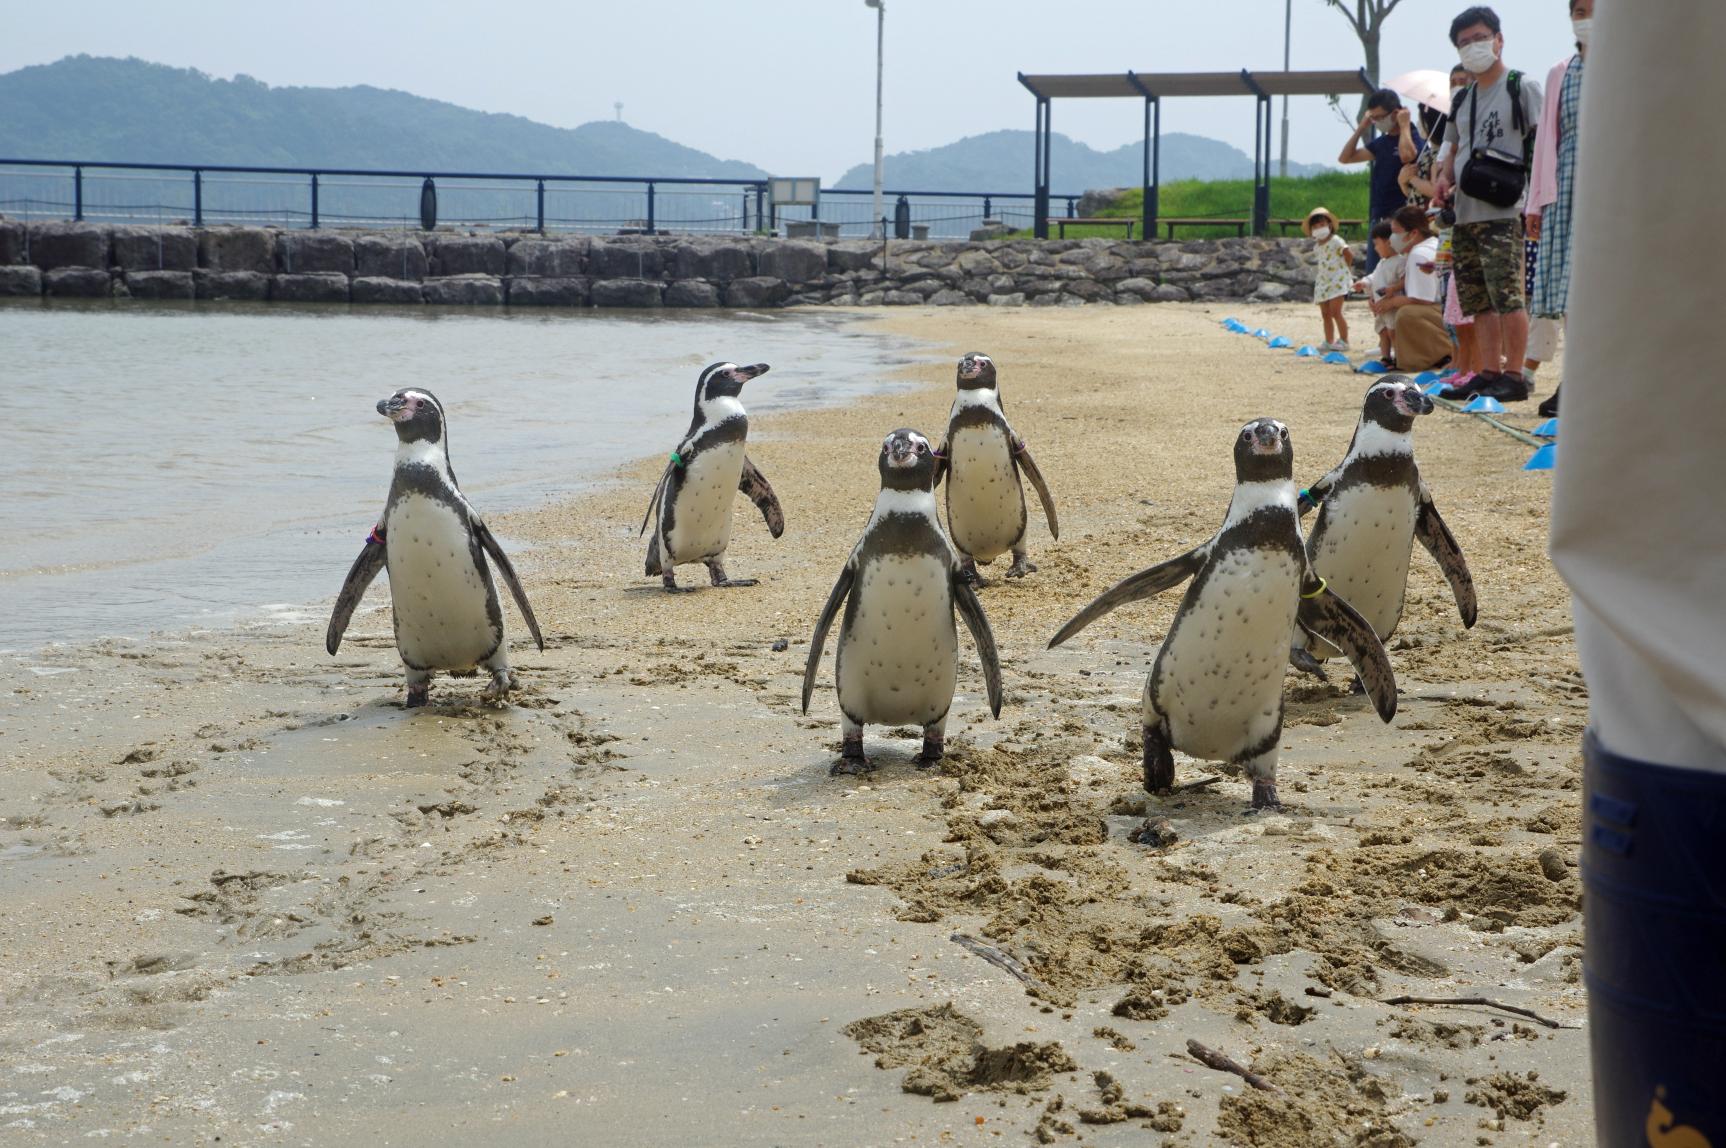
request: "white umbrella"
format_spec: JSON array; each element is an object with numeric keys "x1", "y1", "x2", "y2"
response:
[{"x1": 1386, "y1": 69, "x2": 1454, "y2": 113}]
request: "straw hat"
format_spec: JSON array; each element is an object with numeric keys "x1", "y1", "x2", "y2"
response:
[{"x1": 1301, "y1": 207, "x2": 1340, "y2": 237}]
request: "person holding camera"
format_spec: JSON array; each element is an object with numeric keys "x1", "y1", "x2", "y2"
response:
[
  {"x1": 1434, "y1": 5, "x2": 1542, "y2": 403},
  {"x1": 1339, "y1": 88, "x2": 1424, "y2": 272}
]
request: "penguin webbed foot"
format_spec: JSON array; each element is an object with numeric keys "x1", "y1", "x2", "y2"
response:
[
  {"x1": 1142, "y1": 722, "x2": 1175, "y2": 793},
  {"x1": 1005, "y1": 553, "x2": 1038, "y2": 580},
  {"x1": 405, "y1": 685, "x2": 430, "y2": 709},
  {"x1": 958, "y1": 558, "x2": 990, "y2": 588},
  {"x1": 1288, "y1": 647, "x2": 1329, "y2": 680},
  {"x1": 831, "y1": 733, "x2": 875, "y2": 776},
  {"x1": 916, "y1": 735, "x2": 944, "y2": 769},
  {"x1": 661, "y1": 571, "x2": 698, "y2": 594},
  {"x1": 713, "y1": 578, "x2": 759, "y2": 589},
  {"x1": 1247, "y1": 781, "x2": 1283, "y2": 814},
  {"x1": 480, "y1": 670, "x2": 513, "y2": 705}
]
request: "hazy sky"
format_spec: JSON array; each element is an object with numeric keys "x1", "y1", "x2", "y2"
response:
[{"x1": 6, "y1": 1, "x2": 1583, "y2": 183}]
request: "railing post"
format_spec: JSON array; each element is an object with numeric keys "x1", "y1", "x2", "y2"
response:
[
  {"x1": 983, "y1": 194, "x2": 992, "y2": 219},
  {"x1": 646, "y1": 181, "x2": 655, "y2": 235},
  {"x1": 536, "y1": 179, "x2": 546, "y2": 233},
  {"x1": 74, "y1": 166, "x2": 83, "y2": 222},
  {"x1": 1066, "y1": 197, "x2": 1076, "y2": 219},
  {"x1": 741, "y1": 189, "x2": 749, "y2": 232},
  {"x1": 755, "y1": 185, "x2": 766, "y2": 234},
  {"x1": 310, "y1": 172, "x2": 320, "y2": 229},
  {"x1": 194, "y1": 170, "x2": 203, "y2": 227}
]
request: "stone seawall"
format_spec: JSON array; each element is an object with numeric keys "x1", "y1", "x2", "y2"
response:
[{"x1": 0, "y1": 221, "x2": 1332, "y2": 308}]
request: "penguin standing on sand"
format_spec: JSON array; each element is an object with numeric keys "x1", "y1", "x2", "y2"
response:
[
  {"x1": 803, "y1": 428, "x2": 1003, "y2": 775},
  {"x1": 1049, "y1": 418, "x2": 1396, "y2": 812},
  {"x1": 934, "y1": 352, "x2": 1058, "y2": 584},
  {"x1": 641, "y1": 361, "x2": 784, "y2": 592},
  {"x1": 327, "y1": 388, "x2": 545, "y2": 707},
  {"x1": 1293, "y1": 378, "x2": 1476, "y2": 670}
]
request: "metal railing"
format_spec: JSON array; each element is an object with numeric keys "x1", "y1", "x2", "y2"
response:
[{"x1": 0, "y1": 158, "x2": 1080, "y2": 241}]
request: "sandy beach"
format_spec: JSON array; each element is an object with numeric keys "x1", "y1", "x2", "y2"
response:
[{"x1": 0, "y1": 300, "x2": 1590, "y2": 1145}]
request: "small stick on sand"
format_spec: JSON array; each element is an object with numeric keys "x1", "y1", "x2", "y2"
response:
[
  {"x1": 1172, "y1": 776, "x2": 1222, "y2": 793},
  {"x1": 1184, "y1": 1039, "x2": 1283, "y2": 1094},
  {"x1": 950, "y1": 932, "x2": 1046, "y2": 992},
  {"x1": 1379, "y1": 995, "x2": 1575, "y2": 1030}
]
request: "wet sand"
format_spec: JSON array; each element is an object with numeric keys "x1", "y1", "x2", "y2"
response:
[{"x1": 0, "y1": 301, "x2": 1589, "y2": 1145}]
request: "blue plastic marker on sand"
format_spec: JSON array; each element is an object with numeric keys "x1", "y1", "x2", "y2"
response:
[
  {"x1": 1462, "y1": 395, "x2": 1506, "y2": 414},
  {"x1": 1414, "y1": 371, "x2": 1441, "y2": 386},
  {"x1": 1524, "y1": 443, "x2": 1557, "y2": 470},
  {"x1": 1296, "y1": 346, "x2": 1320, "y2": 357},
  {"x1": 1322, "y1": 352, "x2": 1351, "y2": 365},
  {"x1": 1356, "y1": 360, "x2": 1388, "y2": 375},
  {"x1": 1424, "y1": 380, "x2": 1451, "y2": 395},
  {"x1": 1252, "y1": 328, "x2": 1271, "y2": 339},
  {"x1": 1534, "y1": 417, "x2": 1559, "y2": 437},
  {"x1": 1221, "y1": 317, "x2": 1241, "y2": 326},
  {"x1": 1268, "y1": 336, "x2": 1292, "y2": 348}
]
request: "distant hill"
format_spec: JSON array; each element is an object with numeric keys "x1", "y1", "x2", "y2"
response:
[
  {"x1": 0, "y1": 56, "x2": 769, "y2": 179},
  {"x1": 832, "y1": 129, "x2": 1327, "y2": 193}
]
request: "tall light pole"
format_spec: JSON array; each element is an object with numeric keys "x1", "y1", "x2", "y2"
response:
[
  {"x1": 1279, "y1": 0, "x2": 1291, "y2": 177},
  {"x1": 866, "y1": 0, "x2": 885, "y2": 238}
]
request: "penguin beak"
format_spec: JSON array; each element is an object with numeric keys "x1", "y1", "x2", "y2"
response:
[
  {"x1": 1411, "y1": 391, "x2": 1435, "y2": 415},
  {"x1": 733, "y1": 363, "x2": 770, "y2": 383},
  {"x1": 959, "y1": 358, "x2": 986, "y2": 379},
  {"x1": 1251, "y1": 424, "x2": 1283, "y2": 454},
  {"x1": 886, "y1": 439, "x2": 919, "y2": 467},
  {"x1": 377, "y1": 395, "x2": 408, "y2": 421}
]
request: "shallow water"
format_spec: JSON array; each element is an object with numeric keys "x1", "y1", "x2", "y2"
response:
[{"x1": 0, "y1": 301, "x2": 933, "y2": 648}]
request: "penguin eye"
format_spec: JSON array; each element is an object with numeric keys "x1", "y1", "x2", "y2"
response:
[
  {"x1": 1279, "y1": 427, "x2": 1289, "y2": 439},
  {"x1": 916, "y1": 443, "x2": 927, "y2": 454},
  {"x1": 1241, "y1": 429, "x2": 1252, "y2": 442}
]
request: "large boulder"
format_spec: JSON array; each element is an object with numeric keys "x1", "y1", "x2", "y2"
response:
[
  {"x1": 199, "y1": 228, "x2": 276, "y2": 274},
  {"x1": 111, "y1": 226, "x2": 198, "y2": 272},
  {"x1": 590, "y1": 278, "x2": 664, "y2": 308},
  {"x1": 588, "y1": 240, "x2": 665, "y2": 281},
  {"x1": 1149, "y1": 283, "x2": 1191, "y2": 302},
  {"x1": 827, "y1": 242, "x2": 879, "y2": 273},
  {"x1": 354, "y1": 235, "x2": 428, "y2": 279},
  {"x1": 757, "y1": 241, "x2": 827, "y2": 285},
  {"x1": 430, "y1": 236, "x2": 506, "y2": 277},
  {"x1": 0, "y1": 220, "x2": 24, "y2": 265},
  {"x1": 351, "y1": 276, "x2": 426, "y2": 305},
  {"x1": 44, "y1": 267, "x2": 115, "y2": 297},
  {"x1": 123, "y1": 270, "x2": 196, "y2": 300},
  {"x1": 721, "y1": 276, "x2": 789, "y2": 308},
  {"x1": 423, "y1": 275, "x2": 504, "y2": 306},
  {"x1": 507, "y1": 276, "x2": 590, "y2": 307},
  {"x1": 928, "y1": 288, "x2": 973, "y2": 306},
  {"x1": 195, "y1": 270, "x2": 271, "y2": 301},
  {"x1": 272, "y1": 272, "x2": 351, "y2": 304},
  {"x1": 672, "y1": 241, "x2": 753, "y2": 282},
  {"x1": 0, "y1": 265, "x2": 43, "y2": 296},
  {"x1": 986, "y1": 292, "x2": 1026, "y2": 307},
  {"x1": 277, "y1": 232, "x2": 355, "y2": 274},
  {"x1": 1076, "y1": 187, "x2": 1131, "y2": 217},
  {"x1": 29, "y1": 223, "x2": 111, "y2": 271},
  {"x1": 664, "y1": 279, "x2": 720, "y2": 308},
  {"x1": 507, "y1": 238, "x2": 588, "y2": 278}
]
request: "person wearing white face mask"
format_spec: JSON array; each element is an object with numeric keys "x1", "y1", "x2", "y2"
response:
[
  {"x1": 1433, "y1": 5, "x2": 1544, "y2": 405},
  {"x1": 1371, "y1": 206, "x2": 1450, "y2": 371},
  {"x1": 1526, "y1": 0, "x2": 1595, "y2": 417},
  {"x1": 1303, "y1": 206, "x2": 1354, "y2": 351},
  {"x1": 1338, "y1": 88, "x2": 1425, "y2": 272}
]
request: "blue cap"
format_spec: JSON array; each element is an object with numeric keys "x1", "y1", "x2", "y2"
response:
[{"x1": 1523, "y1": 443, "x2": 1557, "y2": 470}]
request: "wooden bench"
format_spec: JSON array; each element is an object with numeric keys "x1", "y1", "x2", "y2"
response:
[
  {"x1": 1048, "y1": 217, "x2": 1136, "y2": 239},
  {"x1": 1158, "y1": 217, "x2": 1249, "y2": 238}
]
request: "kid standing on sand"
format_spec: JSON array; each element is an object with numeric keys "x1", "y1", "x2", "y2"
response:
[{"x1": 1305, "y1": 207, "x2": 1353, "y2": 350}]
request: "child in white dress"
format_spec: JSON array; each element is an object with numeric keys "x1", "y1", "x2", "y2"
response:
[{"x1": 1305, "y1": 206, "x2": 1354, "y2": 350}]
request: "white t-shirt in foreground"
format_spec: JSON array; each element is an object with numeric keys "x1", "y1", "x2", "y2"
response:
[{"x1": 1402, "y1": 237, "x2": 1441, "y2": 302}]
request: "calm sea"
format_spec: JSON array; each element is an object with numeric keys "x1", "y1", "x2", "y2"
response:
[{"x1": 0, "y1": 301, "x2": 934, "y2": 650}]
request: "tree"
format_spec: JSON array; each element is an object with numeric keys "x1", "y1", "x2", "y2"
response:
[{"x1": 1323, "y1": 0, "x2": 1407, "y2": 117}]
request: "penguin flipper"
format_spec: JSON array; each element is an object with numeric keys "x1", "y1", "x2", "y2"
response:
[
  {"x1": 1413, "y1": 495, "x2": 1477, "y2": 628},
  {"x1": 739, "y1": 456, "x2": 786, "y2": 539},
  {"x1": 639, "y1": 462, "x2": 674, "y2": 537},
  {"x1": 931, "y1": 440, "x2": 949, "y2": 489},
  {"x1": 801, "y1": 564, "x2": 856, "y2": 714},
  {"x1": 1012, "y1": 443, "x2": 1059, "y2": 540},
  {"x1": 952, "y1": 576, "x2": 1004, "y2": 718},
  {"x1": 474, "y1": 521, "x2": 546, "y2": 652},
  {"x1": 1047, "y1": 545, "x2": 1208, "y2": 649},
  {"x1": 1297, "y1": 470, "x2": 1340, "y2": 518},
  {"x1": 1296, "y1": 579, "x2": 1397, "y2": 722},
  {"x1": 327, "y1": 532, "x2": 387, "y2": 656}
]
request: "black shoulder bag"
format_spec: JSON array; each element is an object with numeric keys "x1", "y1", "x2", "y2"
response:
[{"x1": 1458, "y1": 70, "x2": 1533, "y2": 208}]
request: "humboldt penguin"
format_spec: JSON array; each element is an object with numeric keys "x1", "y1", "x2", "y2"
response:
[
  {"x1": 933, "y1": 352, "x2": 1058, "y2": 584},
  {"x1": 327, "y1": 388, "x2": 545, "y2": 707},
  {"x1": 802, "y1": 428, "x2": 1003, "y2": 775},
  {"x1": 1049, "y1": 418, "x2": 1396, "y2": 812},
  {"x1": 641, "y1": 361, "x2": 784, "y2": 591},
  {"x1": 1293, "y1": 377, "x2": 1476, "y2": 669}
]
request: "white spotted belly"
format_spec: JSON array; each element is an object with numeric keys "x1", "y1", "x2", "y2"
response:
[
  {"x1": 945, "y1": 427, "x2": 1024, "y2": 562},
  {"x1": 665, "y1": 440, "x2": 745, "y2": 564},
  {"x1": 837, "y1": 554, "x2": 957, "y2": 726},
  {"x1": 1153, "y1": 550, "x2": 1299, "y2": 761},
  {"x1": 385, "y1": 494, "x2": 501, "y2": 670},
  {"x1": 1306, "y1": 485, "x2": 1416, "y2": 655}
]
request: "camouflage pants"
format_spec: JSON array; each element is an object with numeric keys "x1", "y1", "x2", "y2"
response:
[{"x1": 1452, "y1": 218, "x2": 1526, "y2": 316}]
